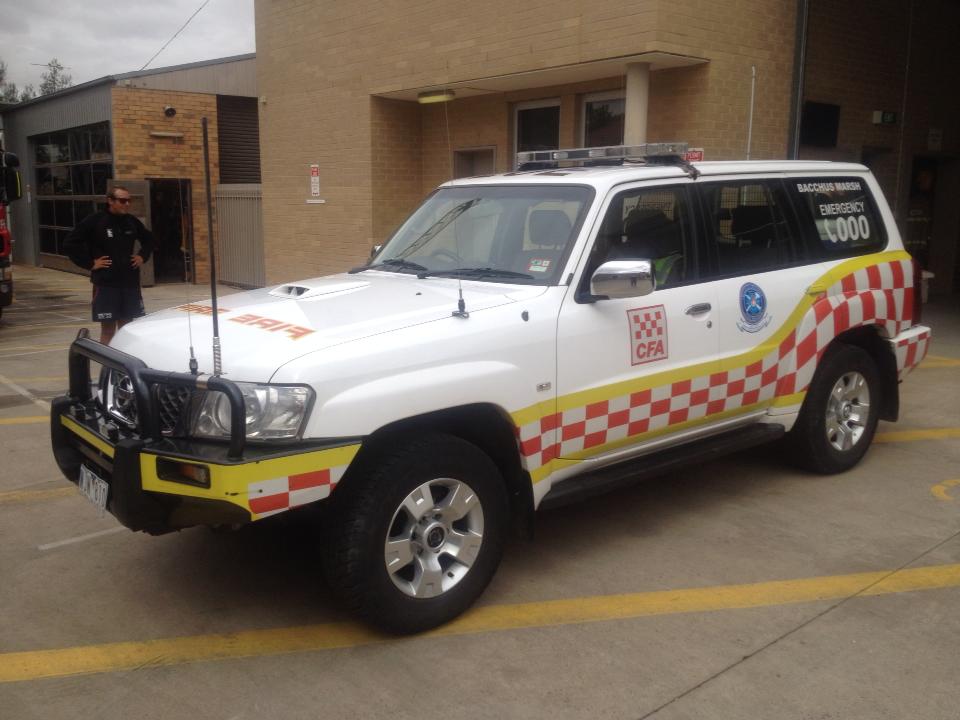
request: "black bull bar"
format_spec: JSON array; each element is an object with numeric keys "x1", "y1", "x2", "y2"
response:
[{"x1": 67, "y1": 329, "x2": 247, "y2": 457}]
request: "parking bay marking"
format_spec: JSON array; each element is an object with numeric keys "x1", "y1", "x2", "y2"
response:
[
  {"x1": 0, "y1": 487, "x2": 77, "y2": 505},
  {"x1": 0, "y1": 372, "x2": 50, "y2": 412},
  {"x1": 1, "y1": 563, "x2": 959, "y2": 684},
  {"x1": 875, "y1": 427, "x2": 960, "y2": 443},
  {"x1": 0, "y1": 416, "x2": 49, "y2": 426},
  {"x1": 920, "y1": 354, "x2": 960, "y2": 369},
  {"x1": 931, "y1": 479, "x2": 960, "y2": 502}
]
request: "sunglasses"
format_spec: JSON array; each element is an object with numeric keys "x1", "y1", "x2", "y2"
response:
[{"x1": 110, "y1": 197, "x2": 132, "y2": 204}]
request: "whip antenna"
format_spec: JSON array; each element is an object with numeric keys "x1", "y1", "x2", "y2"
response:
[
  {"x1": 186, "y1": 303, "x2": 198, "y2": 375},
  {"x1": 444, "y1": 98, "x2": 468, "y2": 319},
  {"x1": 201, "y1": 117, "x2": 222, "y2": 375}
]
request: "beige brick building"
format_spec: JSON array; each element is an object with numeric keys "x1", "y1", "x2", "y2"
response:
[
  {"x1": 256, "y1": 0, "x2": 959, "y2": 296},
  {"x1": 0, "y1": 55, "x2": 260, "y2": 287}
]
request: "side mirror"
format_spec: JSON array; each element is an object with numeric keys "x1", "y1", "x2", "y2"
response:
[
  {"x1": 369, "y1": 244, "x2": 383, "y2": 260},
  {"x1": 590, "y1": 259, "x2": 656, "y2": 299}
]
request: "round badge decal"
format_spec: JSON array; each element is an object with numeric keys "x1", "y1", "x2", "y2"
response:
[{"x1": 737, "y1": 282, "x2": 772, "y2": 333}]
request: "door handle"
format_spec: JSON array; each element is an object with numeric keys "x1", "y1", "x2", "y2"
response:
[{"x1": 685, "y1": 303, "x2": 712, "y2": 315}]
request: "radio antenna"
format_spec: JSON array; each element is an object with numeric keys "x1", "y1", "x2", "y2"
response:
[
  {"x1": 201, "y1": 117, "x2": 222, "y2": 375},
  {"x1": 186, "y1": 303, "x2": 199, "y2": 374},
  {"x1": 444, "y1": 99, "x2": 468, "y2": 319}
]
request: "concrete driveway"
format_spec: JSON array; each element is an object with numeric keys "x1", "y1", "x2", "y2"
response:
[{"x1": 1, "y1": 265, "x2": 959, "y2": 720}]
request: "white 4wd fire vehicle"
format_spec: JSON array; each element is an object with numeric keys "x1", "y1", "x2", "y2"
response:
[{"x1": 52, "y1": 144, "x2": 931, "y2": 633}]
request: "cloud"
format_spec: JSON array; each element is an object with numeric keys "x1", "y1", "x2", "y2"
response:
[{"x1": 0, "y1": 0, "x2": 255, "y2": 90}]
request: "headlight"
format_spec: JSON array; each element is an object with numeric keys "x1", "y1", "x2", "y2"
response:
[{"x1": 192, "y1": 383, "x2": 313, "y2": 441}]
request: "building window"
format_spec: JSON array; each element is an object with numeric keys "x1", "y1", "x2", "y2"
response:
[
  {"x1": 32, "y1": 122, "x2": 113, "y2": 256},
  {"x1": 514, "y1": 99, "x2": 560, "y2": 167},
  {"x1": 582, "y1": 91, "x2": 624, "y2": 148},
  {"x1": 799, "y1": 101, "x2": 840, "y2": 148},
  {"x1": 453, "y1": 147, "x2": 496, "y2": 179}
]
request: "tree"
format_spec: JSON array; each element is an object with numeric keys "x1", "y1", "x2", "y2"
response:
[
  {"x1": 0, "y1": 60, "x2": 37, "y2": 103},
  {"x1": 39, "y1": 58, "x2": 71, "y2": 95}
]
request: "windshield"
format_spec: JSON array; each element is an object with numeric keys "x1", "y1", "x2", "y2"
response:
[{"x1": 373, "y1": 185, "x2": 595, "y2": 284}]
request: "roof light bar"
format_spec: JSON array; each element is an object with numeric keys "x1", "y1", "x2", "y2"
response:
[{"x1": 516, "y1": 142, "x2": 689, "y2": 166}]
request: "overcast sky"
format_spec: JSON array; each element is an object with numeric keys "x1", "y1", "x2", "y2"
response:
[{"x1": 0, "y1": 0, "x2": 255, "y2": 91}]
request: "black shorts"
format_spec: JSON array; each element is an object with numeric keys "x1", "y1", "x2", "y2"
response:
[{"x1": 92, "y1": 285, "x2": 145, "y2": 322}]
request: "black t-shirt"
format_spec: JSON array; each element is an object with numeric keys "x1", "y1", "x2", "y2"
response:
[{"x1": 64, "y1": 210, "x2": 155, "y2": 288}]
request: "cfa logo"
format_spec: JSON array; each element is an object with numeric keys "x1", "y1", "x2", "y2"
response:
[{"x1": 628, "y1": 305, "x2": 668, "y2": 366}]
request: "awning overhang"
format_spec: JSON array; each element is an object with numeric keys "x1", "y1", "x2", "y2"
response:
[{"x1": 373, "y1": 51, "x2": 709, "y2": 102}]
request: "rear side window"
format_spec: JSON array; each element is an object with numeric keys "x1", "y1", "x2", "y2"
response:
[
  {"x1": 698, "y1": 180, "x2": 797, "y2": 278},
  {"x1": 788, "y1": 177, "x2": 886, "y2": 260}
]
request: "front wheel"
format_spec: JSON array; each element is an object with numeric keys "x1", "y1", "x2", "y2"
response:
[
  {"x1": 323, "y1": 433, "x2": 509, "y2": 634},
  {"x1": 787, "y1": 343, "x2": 881, "y2": 474}
]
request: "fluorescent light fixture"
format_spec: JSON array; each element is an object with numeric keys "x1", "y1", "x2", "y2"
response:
[{"x1": 417, "y1": 89, "x2": 456, "y2": 104}]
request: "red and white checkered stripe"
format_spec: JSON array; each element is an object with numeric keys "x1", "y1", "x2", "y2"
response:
[
  {"x1": 894, "y1": 328, "x2": 930, "y2": 380},
  {"x1": 248, "y1": 465, "x2": 348, "y2": 518},
  {"x1": 517, "y1": 259, "x2": 921, "y2": 472}
]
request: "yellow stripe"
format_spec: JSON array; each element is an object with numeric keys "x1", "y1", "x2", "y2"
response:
[
  {"x1": 61, "y1": 415, "x2": 115, "y2": 458},
  {"x1": 2, "y1": 562, "x2": 958, "y2": 683},
  {"x1": 0, "y1": 416, "x2": 48, "y2": 426},
  {"x1": 140, "y1": 443, "x2": 361, "y2": 517},
  {"x1": 875, "y1": 427, "x2": 960, "y2": 443},
  {"x1": 0, "y1": 487, "x2": 77, "y2": 505},
  {"x1": 510, "y1": 398, "x2": 556, "y2": 427},
  {"x1": 512, "y1": 252, "x2": 909, "y2": 436},
  {"x1": 552, "y1": 251, "x2": 910, "y2": 412}
]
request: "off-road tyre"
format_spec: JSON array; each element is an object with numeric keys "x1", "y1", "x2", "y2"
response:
[
  {"x1": 787, "y1": 342, "x2": 881, "y2": 474},
  {"x1": 322, "y1": 433, "x2": 509, "y2": 634}
]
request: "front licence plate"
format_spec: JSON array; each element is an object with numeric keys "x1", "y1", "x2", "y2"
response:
[{"x1": 79, "y1": 464, "x2": 109, "y2": 512}]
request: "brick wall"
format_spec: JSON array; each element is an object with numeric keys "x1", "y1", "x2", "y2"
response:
[
  {"x1": 111, "y1": 87, "x2": 219, "y2": 283},
  {"x1": 256, "y1": 0, "x2": 801, "y2": 283},
  {"x1": 800, "y1": 0, "x2": 910, "y2": 201}
]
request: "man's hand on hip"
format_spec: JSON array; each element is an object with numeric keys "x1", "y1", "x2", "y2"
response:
[
  {"x1": 92, "y1": 256, "x2": 112, "y2": 270},
  {"x1": 131, "y1": 255, "x2": 144, "y2": 268}
]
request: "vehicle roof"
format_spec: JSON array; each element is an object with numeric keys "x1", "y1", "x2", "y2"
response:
[{"x1": 444, "y1": 160, "x2": 871, "y2": 193}]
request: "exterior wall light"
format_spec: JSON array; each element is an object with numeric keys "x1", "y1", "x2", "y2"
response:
[{"x1": 417, "y1": 90, "x2": 455, "y2": 104}]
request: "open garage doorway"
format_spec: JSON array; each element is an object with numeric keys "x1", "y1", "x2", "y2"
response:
[{"x1": 149, "y1": 179, "x2": 193, "y2": 283}]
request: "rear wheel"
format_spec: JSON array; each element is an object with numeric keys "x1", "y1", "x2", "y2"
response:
[
  {"x1": 788, "y1": 343, "x2": 881, "y2": 474},
  {"x1": 323, "y1": 433, "x2": 508, "y2": 634}
]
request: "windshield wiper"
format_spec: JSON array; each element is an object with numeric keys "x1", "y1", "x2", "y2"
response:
[
  {"x1": 417, "y1": 267, "x2": 534, "y2": 280},
  {"x1": 348, "y1": 258, "x2": 428, "y2": 274}
]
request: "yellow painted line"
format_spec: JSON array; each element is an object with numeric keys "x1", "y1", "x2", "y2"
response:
[
  {"x1": 2, "y1": 562, "x2": 959, "y2": 683},
  {"x1": 0, "y1": 487, "x2": 76, "y2": 505},
  {"x1": 919, "y1": 357, "x2": 960, "y2": 369},
  {"x1": 0, "y1": 416, "x2": 48, "y2": 426},
  {"x1": 875, "y1": 428, "x2": 960, "y2": 444},
  {"x1": 931, "y1": 479, "x2": 960, "y2": 502},
  {"x1": 5, "y1": 376, "x2": 67, "y2": 383},
  {"x1": 0, "y1": 343, "x2": 66, "y2": 352}
]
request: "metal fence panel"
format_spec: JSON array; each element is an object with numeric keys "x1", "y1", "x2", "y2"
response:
[{"x1": 215, "y1": 183, "x2": 264, "y2": 288}]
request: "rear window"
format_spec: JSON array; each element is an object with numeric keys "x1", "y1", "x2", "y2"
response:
[{"x1": 789, "y1": 177, "x2": 886, "y2": 260}]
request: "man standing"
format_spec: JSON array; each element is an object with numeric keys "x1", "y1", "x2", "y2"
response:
[{"x1": 64, "y1": 187, "x2": 154, "y2": 344}]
